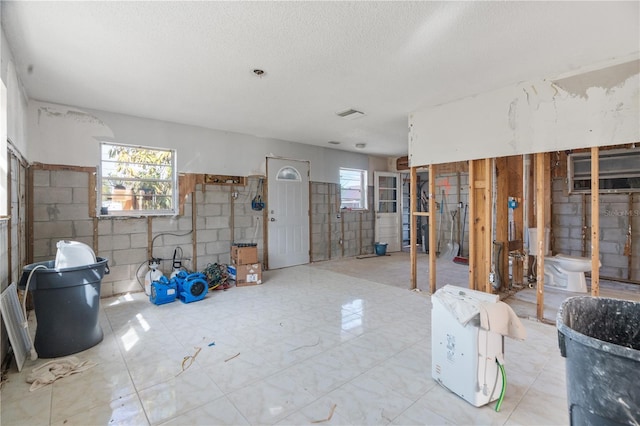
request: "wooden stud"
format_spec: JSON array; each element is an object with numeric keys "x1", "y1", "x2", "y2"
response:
[
  {"x1": 496, "y1": 157, "x2": 509, "y2": 290},
  {"x1": 88, "y1": 171, "x2": 97, "y2": 218},
  {"x1": 27, "y1": 165, "x2": 34, "y2": 264},
  {"x1": 483, "y1": 159, "x2": 492, "y2": 294},
  {"x1": 535, "y1": 152, "x2": 546, "y2": 320},
  {"x1": 147, "y1": 216, "x2": 153, "y2": 260},
  {"x1": 7, "y1": 153, "x2": 12, "y2": 283},
  {"x1": 93, "y1": 217, "x2": 98, "y2": 255},
  {"x1": 628, "y1": 193, "x2": 633, "y2": 280},
  {"x1": 429, "y1": 164, "x2": 437, "y2": 294},
  {"x1": 327, "y1": 184, "x2": 332, "y2": 260},
  {"x1": 410, "y1": 166, "x2": 417, "y2": 290},
  {"x1": 229, "y1": 185, "x2": 235, "y2": 243},
  {"x1": 191, "y1": 191, "x2": 197, "y2": 271},
  {"x1": 468, "y1": 160, "x2": 476, "y2": 289},
  {"x1": 591, "y1": 147, "x2": 600, "y2": 296},
  {"x1": 582, "y1": 193, "x2": 587, "y2": 257}
]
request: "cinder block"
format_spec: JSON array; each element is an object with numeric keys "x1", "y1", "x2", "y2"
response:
[
  {"x1": 73, "y1": 187, "x2": 89, "y2": 204},
  {"x1": 602, "y1": 253, "x2": 628, "y2": 269},
  {"x1": 205, "y1": 190, "x2": 230, "y2": 204},
  {"x1": 99, "y1": 234, "x2": 131, "y2": 251},
  {"x1": 98, "y1": 218, "x2": 113, "y2": 235},
  {"x1": 218, "y1": 228, "x2": 231, "y2": 242},
  {"x1": 33, "y1": 170, "x2": 50, "y2": 187},
  {"x1": 34, "y1": 187, "x2": 73, "y2": 204},
  {"x1": 130, "y1": 233, "x2": 148, "y2": 249},
  {"x1": 205, "y1": 216, "x2": 229, "y2": 229},
  {"x1": 113, "y1": 218, "x2": 147, "y2": 234},
  {"x1": 177, "y1": 217, "x2": 192, "y2": 231},
  {"x1": 72, "y1": 220, "x2": 95, "y2": 237},
  {"x1": 101, "y1": 263, "x2": 132, "y2": 283},
  {"x1": 151, "y1": 217, "x2": 180, "y2": 233},
  {"x1": 100, "y1": 282, "x2": 114, "y2": 298},
  {"x1": 54, "y1": 204, "x2": 91, "y2": 221},
  {"x1": 203, "y1": 204, "x2": 222, "y2": 216},
  {"x1": 34, "y1": 221, "x2": 73, "y2": 239},
  {"x1": 51, "y1": 170, "x2": 88, "y2": 188},
  {"x1": 33, "y1": 239, "x2": 53, "y2": 258},
  {"x1": 234, "y1": 216, "x2": 252, "y2": 228},
  {"x1": 113, "y1": 248, "x2": 147, "y2": 265},
  {"x1": 112, "y1": 280, "x2": 143, "y2": 296},
  {"x1": 206, "y1": 240, "x2": 228, "y2": 255}
]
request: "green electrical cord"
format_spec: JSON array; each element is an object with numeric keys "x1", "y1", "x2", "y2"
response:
[{"x1": 495, "y1": 360, "x2": 507, "y2": 412}]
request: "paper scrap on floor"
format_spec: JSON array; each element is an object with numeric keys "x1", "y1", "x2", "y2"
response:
[{"x1": 26, "y1": 356, "x2": 97, "y2": 391}]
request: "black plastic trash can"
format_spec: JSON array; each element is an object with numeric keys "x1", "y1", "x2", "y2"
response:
[
  {"x1": 19, "y1": 258, "x2": 109, "y2": 358},
  {"x1": 557, "y1": 296, "x2": 640, "y2": 425}
]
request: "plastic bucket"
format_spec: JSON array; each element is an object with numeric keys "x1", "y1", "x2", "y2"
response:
[
  {"x1": 19, "y1": 257, "x2": 109, "y2": 358},
  {"x1": 374, "y1": 243, "x2": 388, "y2": 256},
  {"x1": 557, "y1": 296, "x2": 640, "y2": 425}
]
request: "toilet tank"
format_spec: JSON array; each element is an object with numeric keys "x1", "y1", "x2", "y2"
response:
[{"x1": 528, "y1": 228, "x2": 550, "y2": 256}]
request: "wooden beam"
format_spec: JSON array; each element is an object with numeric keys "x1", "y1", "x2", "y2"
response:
[
  {"x1": 27, "y1": 165, "x2": 34, "y2": 264},
  {"x1": 535, "y1": 153, "x2": 546, "y2": 320},
  {"x1": 412, "y1": 212, "x2": 430, "y2": 217},
  {"x1": 483, "y1": 159, "x2": 492, "y2": 294},
  {"x1": 410, "y1": 166, "x2": 417, "y2": 290},
  {"x1": 591, "y1": 147, "x2": 600, "y2": 296},
  {"x1": 147, "y1": 217, "x2": 153, "y2": 260},
  {"x1": 30, "y1": 162, "x2": 95, "y2": 173},
  {"x1": 192, "y1": 191, "x2": 197, "y2": 271},
  {"x1": 88, "y1": 171, "x2": 97, "y2": 218},
  {"x1": 429, "y1": 164, "x2": 437, "y2": 294},
  {"x1": 468, "y1": 160, "x2": 476, "y2": 289},
  {"x1": 496, "y1": 157, "x2": 509, "y2": 290}
]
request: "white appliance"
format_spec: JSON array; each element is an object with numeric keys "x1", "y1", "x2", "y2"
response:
[
  {"x1": 431, "y1": 285, "x2": 504, "y2": 407},
  {"x1": 55, "y1": 240, "x2": 96, "y2": 269}
]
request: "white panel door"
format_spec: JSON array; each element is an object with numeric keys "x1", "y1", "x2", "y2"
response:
[
  {"x1": 374, "y1": 171, "x2": 401, "y2": 252},
  {"x1": 267, "y1": 158, "x2": 310, "y2": 269}
]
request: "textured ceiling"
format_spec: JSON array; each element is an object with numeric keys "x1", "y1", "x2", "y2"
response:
[{"x1": 2, "y1": 1, "x2": 639, "y2": 156}]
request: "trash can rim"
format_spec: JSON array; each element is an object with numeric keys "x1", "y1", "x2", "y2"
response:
[
  {"x1": 22, "y1": 257, "x2": 109, "y2": 273},
  {"x1": 557, "y1": 295, "x2": 640, "y2": 362}
]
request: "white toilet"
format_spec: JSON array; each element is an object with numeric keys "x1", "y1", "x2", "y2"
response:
[{"x1": 528, "y1": 228, "x2": 597, "y2": 293}]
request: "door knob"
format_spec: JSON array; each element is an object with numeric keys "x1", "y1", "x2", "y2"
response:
[{"x1": 270, "y1": 218, "x2": 276, "y2": 222}]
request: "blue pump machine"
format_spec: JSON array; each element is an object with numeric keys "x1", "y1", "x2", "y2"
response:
[
  {"x1": 150, "y1": 276, "x2": 177, "y2": 305},
  {"x1": 174, "y1": 271, "x2": 208, "y2": 303}
]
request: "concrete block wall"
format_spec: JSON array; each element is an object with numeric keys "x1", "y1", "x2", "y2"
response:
[
  {"x1": 552, "y1": 178, "x2": 640, "y2": 280},
  {"x1": 310, "y1": 182, "x2": 375, "y2": 261},
  {"x1": 30, "y1": 169, "x2": 264, "y2": 297}
]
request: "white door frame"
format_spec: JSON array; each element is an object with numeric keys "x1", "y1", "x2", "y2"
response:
[
  {"x1": 266, "y1": 157, "x2": 310, "y2": 269},
  {"x1": 374, "y1": 171, "x2": 402, "y2": 252}
]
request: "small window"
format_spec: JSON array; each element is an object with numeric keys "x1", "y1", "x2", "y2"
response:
[
  {"x1": 99, "y1": 142, "x2": 177, "y2": 216},
  {"x1": 340, "y1": 168, "x2": 367, "y2": 210},
  {"x1": 277, "y1": 166, "x2": 301, "y2": 181}
]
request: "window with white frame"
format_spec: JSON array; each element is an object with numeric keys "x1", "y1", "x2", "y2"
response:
[
  {"x1": 99, "y1": 142, "x2": 177, "y2": 216},
  {"x1": 340, "y1": 167, "x2": 367, "y2": 210}
]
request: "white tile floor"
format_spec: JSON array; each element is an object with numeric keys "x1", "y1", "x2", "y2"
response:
[{"x1": 1, "y1": 265, "x2": 569, "y2": 425}]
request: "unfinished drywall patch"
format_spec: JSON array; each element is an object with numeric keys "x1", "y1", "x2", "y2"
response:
[
  {"x1": 552, "y1": 60, "x2": 640, "y2": 100},
  {"x1": 29, "y1": 102, "x2": 114, "y2": 166}
]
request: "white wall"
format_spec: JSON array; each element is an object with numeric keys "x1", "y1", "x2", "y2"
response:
[
  {"x1": 409, "y1": 58, "x2": 640, "y2": 165},
  {"x1": 27, "y1": 101, "x2": 381, "y2": 183}
]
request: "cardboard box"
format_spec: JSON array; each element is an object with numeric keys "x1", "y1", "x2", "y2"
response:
[
  {"x1": 235, "y1": 263, "x2": 263, "y2": 286},
  {"x1": 231, "y1": 245, "x2": 258, "y2": 265}
]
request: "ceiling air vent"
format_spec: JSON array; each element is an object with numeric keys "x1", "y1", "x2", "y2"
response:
[{"x1": 336, "y1": 109, "x2": 365, "y2": 120}]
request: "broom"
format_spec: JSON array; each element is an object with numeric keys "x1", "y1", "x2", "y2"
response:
[{"x1": 453, "y1": 203, "x2": 469, "y2": 265}]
